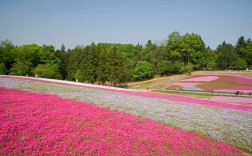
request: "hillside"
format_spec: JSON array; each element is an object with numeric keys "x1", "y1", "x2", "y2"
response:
[{"x1": 0, "y1": 75, "x2": 252, "y2": 154}]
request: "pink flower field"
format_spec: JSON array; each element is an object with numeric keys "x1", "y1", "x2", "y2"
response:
[
  {"x1": 108, "y1": 89, "x2": 252, "y2": 112},
  {"x1": 167, "y1": 74, "x2": 252, "y2": 94},
  {"x1": 1, "y1": 76, "x2": 252, "y2": 112},
  {"x1": 85, "y1": 82, "x2": 252, "y2": 112},
  {"x1": 0, "y1": 87, "x2": 244, "y2": 155},
  {"x1": 215, "y1": 86, "x2": 252, "y2": 94},
  {"x1": 215, "y1": 89, "x2": 252, "y2": 94},
  {"x1": 181, "y1": 76, "x2": 219, "y2": 82},
  {"x1": 210, "y1": 96, "x2": 252, "y2": 105},
  {"x1": 26, "y1": 76, "x2": 252, "y2": 112},
  {"x1": 233, "y1": 75, "x2": 252, "y2": 85},
  {"x1": 173, "y1": 82, "x2": 201, "y2": 87}
]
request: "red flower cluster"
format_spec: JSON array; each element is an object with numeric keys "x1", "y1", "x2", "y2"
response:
[{"x1": 0, "y1": 88, "x2": 243, "y2": 155}]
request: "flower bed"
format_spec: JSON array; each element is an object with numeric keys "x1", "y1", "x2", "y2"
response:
[
  {"x1": 1, "y1": 76, "x2": 251, "y2": 112},
  {"x1": 108, "y1": 88, "x2": 252, "y2": 112},
  {"x1": 181, "y1": 76, "x2": 219, "y2": 82},
  {"x1": 170, "y1": 74, "x2": 252, "y2": 92},
  {"x1": 174, "y1": 82, "x2": 201, "y2": 87},
  {"x1": 229, "y1": 86, "x2": 252, "y2": 91},
  {"x1": 210, "y1": 96, "x2": 252, "y2": 105},
  {"x1": 172, "y1": 82, "x2": 203, "y2": 91},
  {"x1": 0, "y1": 88, "x2": 243, "y2": 155},
  {"x1": 215, "y1": 89, "x2": 252, "y2": 94},
  {"x1": 1, "y1": 76, "x2": 252, "y2": 153},
  {"x1": 233, "y1": 75, "x2": 252, "y2": 84},
  {"x1": 214, "y1": 83, "x2": 252, "y2": 94}
]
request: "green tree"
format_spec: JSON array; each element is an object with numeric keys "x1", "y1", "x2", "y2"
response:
[
  {"x1": 216, "y1": 42, "x2": 238, "y2": 70},
  {"x1": 13, "y1": 44, "x2": 41, "y2": 68},
  {"x1": 84, "y1": 43, "x2": 98, "y2": 83},
  {"x1": 158, "y1": 60, "x2": 173, "y2": 75},
  {"x1": 246, "y1": 38, "x2": 252, "y2": 44},
  {"x1": 135, "y1": 43, "x2": 144, "y2": 61},
  {"x1": 0, "y1": 40, "x2": 15, "y2": 73},
  {"x1": 10, "y1": 61, "x2": 32, "y2": 76},
  {"x1": 171, "y1": 61, "x2": 185, "y2": 74},
  {"x1": 66, "y1": 48, "x2": 83, "y2": 80},
  {"x1": 34, "y1": 45, "x2": 62, "y2": 79},
  {"x1": 241, "y1": 43, "x2": 252, "y2": 67},
  {"x1": 33, "y1": 63, "x2": 62, "y2": 79},
  {"x1": 146, "y1": 40, "x2": 157, "y2": 51},
  {"x1": 61, "y1": 44, "x2": 66, "y2": 53},
  {"x1": 234, "y1": 58, "x2": 247, "y2": 70},
  {"x1": 55, "y1": 47, "x2": 68, "y2": 79},
  {"x1": 181, "y1": 33, "x2": 206, "y2": 67},
  {"x1": 235, "y1": 36, "x2": 246, "y2": 56},
  {"x1": 107, "y1": 47, "x2": 128, "y2": 86},
  {"x1": 167, "y1": 31, "x2": 182, "y2": 61},
  {"x1": 204, "y1": 48, "x2": 217, "y2": 70},
  {"x1": 96, "y1": 45, "x2": 109, "y2": 84},
  {"x1": 155, "y1": 45, "x2": 169, "y2": 74},
  {"x1": 181, "y1": 63, "x2": 194, "y2": 75},
  {"x1": 143, "y1": 47, "x2": 156, "y2": 65},
  {"x1": 38, "y1": 45, "x2": 57, "y2": 64},
  {"x1": 74, "y1": 69, "x2": 84, "y2": 82},
  {"x1": 133, "y1": 61, "x2": 154, "y2": 81},
  {"x1": 0, "y1": 63, "x2": 7, "y2": 75},
  {"x1": 9, "y1": 44, "x2": 42, "y2": 76}
]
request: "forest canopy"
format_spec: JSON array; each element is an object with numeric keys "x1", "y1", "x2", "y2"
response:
[{"x1": 1, "y1": 32, "x2": 252, "y2": 85}]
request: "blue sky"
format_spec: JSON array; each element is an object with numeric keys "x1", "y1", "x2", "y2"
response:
[{"x1": 0, "y1": 0, "x2": 252, "y2": 49}]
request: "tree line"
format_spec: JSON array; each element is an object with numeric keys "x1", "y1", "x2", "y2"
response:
[{"x1": 1, "y1": 32, "x2": 252, "y2": 85}]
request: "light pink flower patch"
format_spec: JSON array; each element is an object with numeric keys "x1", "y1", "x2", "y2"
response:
[
  {"x1": 174, "y1": 83, "x2": 201, "y2": 87},
  {"x1": 181, "y1": 76, "x2": 219, "y2": 82},
  {"x1": 0, "y1": 88, "x2": 243, "y2": 155},
  {"x1": 210, "y1": 96, "x2": 252, "y2": 105}
]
